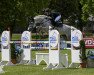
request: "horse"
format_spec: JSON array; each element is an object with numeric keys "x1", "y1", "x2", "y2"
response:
[{"x1": 28, "y1": 15, "x2": 77, "y2": 40}]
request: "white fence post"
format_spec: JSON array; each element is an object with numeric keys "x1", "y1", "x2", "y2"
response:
[
  {"x1": 20, "y1": 31, "x2": 33, "y2": 64},
  {"x1": 44, "y1": 26, "x2": 68, "y2": 70},
  {"x1": 0, "y1": 31, "x2": 13, "y2": 66},
  {"x1": 69, "y1": 26, "x2": 83, "y2": 68}
]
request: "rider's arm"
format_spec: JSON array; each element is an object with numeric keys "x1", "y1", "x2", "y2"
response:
[
  {"x1": 55, "y1": 14, "x2": 61, "y2": 22},
  {"x1": 51, "y1": 12, "x2": 61, "y2": 22}
]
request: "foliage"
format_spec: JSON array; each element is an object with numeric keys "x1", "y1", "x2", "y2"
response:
[
  {"x1": 80, "y1": 0, "x2": 94, "y2": 21},
  {"x1": 48, "y1": 0, "x2": 85, "y2": 31},
  {"x1": 11, "y1": 43, "x2": 16, "y2": 59},
  {"x1": 79, "y1": 40, "x2": 87, "y2": 61},
  {"x1": 0, "y1": 0, "x2": 94, "y2": 33},
  {"x1": 0, "y1": 0, "x2": 27, "y2": 32},
  {"x1": 87, "y1": 50, "x2": 94, "y2": 57},
  {"x1": 49, "y1": 0, "x2": 79, "y2": 20},
  {"x1": 11, "y1": 43, "x2": 23, "y2": 60},
  {"x1": 0, "y1": 0, "x2": 50, "y2": 33},
  {"x1": 48, "y1": 0, "x2": 94, "y2": 31},
  {"x1": 85, "y1": 32, "x2": 93, "y2": 37},
  {"x1": 15, "y1": 44, "x2": 23, "y2": 59}
]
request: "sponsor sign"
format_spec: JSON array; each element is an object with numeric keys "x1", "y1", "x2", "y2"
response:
[
  {"x1": 71, "y1": 30, "x2": 82, "y2": 47},
  {"x1": 21, "y1": 31, "x2": 30, "y2": 46},
  {"x1": 22, "y1": 32, "x2": 29, "y2": 41},
  {"x1": 83, "y1": 38, "x2": 94, "y2": 48},
  {"x1": 49, "y1": 30, "x2": 58, "y2": 48}
]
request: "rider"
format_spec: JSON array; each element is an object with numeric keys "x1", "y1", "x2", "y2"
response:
[{"x1": 42, "y1": 8, "x2": 62, "y2": 27}]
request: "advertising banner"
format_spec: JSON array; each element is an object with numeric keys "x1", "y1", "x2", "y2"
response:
[
  {"x1": 49, "y1": 30, "x2": 59, "y2": 50},
  {"x1": 83, "y1": 38, "x2": 94, "y2": 48}
]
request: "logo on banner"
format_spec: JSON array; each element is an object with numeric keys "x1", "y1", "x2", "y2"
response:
[
  {"x1": 22, "y1": 32, "x2": 30, "y2": 46},
  {"x1": 83, "y1": 38, "x2": 94, "y2": 48},
  {"x1": 1, "y1": 32, "x2": 9, "y2": 46},
  {"x1": 72, "y1": 36, "x2": 78, "y2": 43},
  {"x1": 50, "y1": 30, "x2": 58, "y2": 48},
  {"x1": 22, "y1": 32, "x2": 29, "y2": 41},
  {"x1": 71, "y1": 30, "x2": 82, "y2": 47}
]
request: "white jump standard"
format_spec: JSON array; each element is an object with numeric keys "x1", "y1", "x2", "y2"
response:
[
  {"x1": 20, "y1": 31, "x2": 34, "y2": 65},
  {"x1": 69, "y1": 26, "x2": 83, "y2": 68},
  {"x1": 0, "y1": 31, "x2": 13, "y2": 66},
  {"x1": 44, "y1": 26, "x2": 66, "y2": 70}
]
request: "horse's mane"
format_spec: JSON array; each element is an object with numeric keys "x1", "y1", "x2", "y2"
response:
[
  {"x1": 34, "y1": 15, "x2": 49, "y2": 23},
  {"x1": 34, "y1": 15, "x2": 48, "y2": 19}
]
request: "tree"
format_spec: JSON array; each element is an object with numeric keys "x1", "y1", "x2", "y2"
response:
[
  {"x1": 41, "y1": 0, "x2": 94, "y2": 31},
  {"x1": 0, "y1": 0, "x2": 50, "y2": 33},
  {"x1": 80, "y1": 0, "x2": 94, "y2": 21},
  {"x1": 49, "y1": 0, "x2": 79, "y2": 19},
  {"x1": 0, "y1": 0, "x2": 25, "y2": 33}
]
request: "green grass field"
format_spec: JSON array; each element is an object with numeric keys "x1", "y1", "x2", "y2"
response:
[
  {"x1": 0, "y1": 50, "x2": 93, "y2": 75},
  {"x1": 0, "y1": 50, "x2": 94, "y2": 75},
  {"x1": 2, "y1": 65, "x2": 94, "y2": 75},
  {"x1": 0, "y1": 34, "x2": 94, "y2": 75}
]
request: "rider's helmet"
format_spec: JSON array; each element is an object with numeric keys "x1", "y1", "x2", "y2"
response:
[{"x1": 42, "y1": 8, "x2": 51, "y2": 16}]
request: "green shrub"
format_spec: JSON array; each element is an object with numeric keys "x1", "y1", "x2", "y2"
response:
[
  {"x1": 11, "y1": 43, "x2": 16, "y2": 59},
  {"x1": 79, "y1": 40, "x2": 87, "y2": 61}
]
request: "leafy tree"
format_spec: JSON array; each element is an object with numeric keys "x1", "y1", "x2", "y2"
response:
[
  {"x1": 1, "y1": 0, "x2": 93, "y2": 33},
  {"x1": 49, "y1": 0, "x2": 89, "y2": 31},
  {"x1": 49, "y1": 0, "x2": 79, "y2": 19},
  {"x1": 0, "y1": 0, "x2": 25, "y2": 33},
  {"x1": 80, "y1": 0, "x2": 94, "y2": 21},
  {"x1": 0, "y1": 0, "x2": 50, "y2": 33},
  {"x1": 49, "y1": 0, "x2": 82, "y2": 29}
]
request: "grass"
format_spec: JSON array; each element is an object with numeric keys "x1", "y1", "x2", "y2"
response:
[
  {"x1": 0, "y1": 50, "x2": 94, "y2": 75},
  {"x1": 12, "y1": 34, "x2": 21, "y2": 40},
  {"x1": 11, "y1": 34, "x2": 48, "y2": 40},
  {"x1": 0, "y1": 34, "x2": 94, "y2": 75},
  {"x1": 1, "y1": 65, "x2": 94, "y2": 75}
]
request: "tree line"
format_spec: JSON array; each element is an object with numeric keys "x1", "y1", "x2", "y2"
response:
[{"x1": 0, "y1": 0, "x2": 94, "y2": 33}]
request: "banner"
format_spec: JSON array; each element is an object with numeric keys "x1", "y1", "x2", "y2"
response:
[{"x1": 83, "y1": 38, "x2": 94, "y2": 48}]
